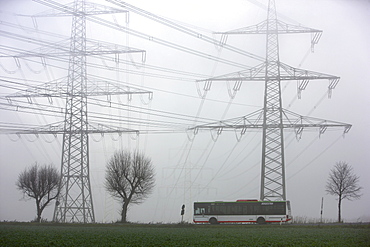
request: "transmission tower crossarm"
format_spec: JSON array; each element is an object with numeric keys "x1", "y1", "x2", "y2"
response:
[
  {"x1": 281, "y1": 109, "x2": 352, "y2": 136},
  {"x1": 0, "y1": 30, "x2": 146, "y2": 58},
  {"x1": 4, "y1": 121, "x2": 139, "y2": 135},
  {"x1": 4, "y1": 77, "x2": 153, "y2": 100},
  {"x1": 85, "y1": 79, "x2": 153, "y2": 98},
  {"x1": 215, "y1": 19, "x2": 322, "y2": 35},
  {"x1": 196, "y1": 61, "x2": 340, "y2": 97},
  {"x1": 189, "y1": 109, "x2": 264, "y2": 131},
  {"x1": 190, "y1": 108, "x2": 352, "y2": 137},
  {"x1": 32, "y1": 0, "x2": 127, "y2": 17},
  {"x1": 197, "y1": 62, "x2": 339, "y2": 82},
  {"x1": 215, "y1": 19, "x2": 322, "y2": 51},
  {"x1": 279, "y1": 62, "x2": 339, "y2": 81}
]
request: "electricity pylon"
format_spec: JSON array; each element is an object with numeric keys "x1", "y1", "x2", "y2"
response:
[
  {"x1": 2, "y1": 0, "x2": 151, "y2": 223},
  {"x1": 191, "y1": 0, "x2": 351, "y2": 201}
]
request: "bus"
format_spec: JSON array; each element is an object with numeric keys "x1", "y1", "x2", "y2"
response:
[{"x1": 193, "y1": 200, "x2": 292, "y2": 224}]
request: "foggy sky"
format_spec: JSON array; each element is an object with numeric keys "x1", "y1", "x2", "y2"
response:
[{"x1": 0, "y1": 0, "x2": 369, "y2": 223}]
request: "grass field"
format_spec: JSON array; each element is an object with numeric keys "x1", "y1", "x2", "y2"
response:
[{"x1": 1, "y1": 222, "x2": 369, "y2": 246}]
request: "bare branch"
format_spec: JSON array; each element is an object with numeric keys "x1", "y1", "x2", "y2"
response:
[
  {"x1": 16, "y1": 163, "x2": 60, "y2": 222},
  {"x1": 104, "y1": 149, "x2": 155, "y2": 223},
  {"x1": 325, "y1": 161, "x2": 362, "y2": 222}
]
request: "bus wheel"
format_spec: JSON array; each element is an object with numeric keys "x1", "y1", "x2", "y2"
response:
[
  {"x1": 209, "y1": 218, "x2": 218, "y2": 225},
  {"x1": 257, "y1": 217, "x2": 266, "y2": 224}
]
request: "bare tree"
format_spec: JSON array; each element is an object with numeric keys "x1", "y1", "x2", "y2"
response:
[
  {"x1": 325, "y1": 161, "x2": 362, "y2": 223},
  {"x1": 105, "y1": 150, "x2": 155, "y2": 223},
  {"x1": 16, "y1": 163, "x2": 60, "y2": 222}
]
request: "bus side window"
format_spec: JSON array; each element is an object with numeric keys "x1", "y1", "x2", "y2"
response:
[
  {"x1": 210, "y1": 205, "x2": 218, "y2": 215},
  {"x1": 246, "y1": 205, "x2": 256, "y2": 215},
  {"x1": 242, "y1": 204, "x2": 248, "y2": 215},
  {"x1": 232, "y1": 205, "x2": 242, "y2": 215},
  {"x1": 195, "y1": 207, "x2": 206, "y2": 215},
  {"x1": 195, "y1": 207, "x2": 202, "y2": 215}
]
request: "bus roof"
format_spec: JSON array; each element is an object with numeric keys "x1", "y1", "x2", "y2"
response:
[{"x1": 194, "y1": 200, "x2": 287, "y2": 204}]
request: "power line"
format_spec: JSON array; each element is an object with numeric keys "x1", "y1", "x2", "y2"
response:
[
  {"x1": 105, "y1": 0, "x2": 265, "y2": 62},
  {"x1": 0, "y1": 79, "x2": 219, "y2": 127}
]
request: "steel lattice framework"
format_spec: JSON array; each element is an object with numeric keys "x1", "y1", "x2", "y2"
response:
[
  {"x1": 1, "y1": 0, "x2": 152, "y2": 223},
  {"x1": 55, "y1": 0, "x2": 93, "y2": 223},
  {"x1": 192, "y1": 0, "x2": 351, "y2": 201}
]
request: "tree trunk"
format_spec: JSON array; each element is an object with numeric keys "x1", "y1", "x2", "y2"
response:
[
  {"x1": 338, "y1": 197, "x2": 342, "y2": 223},
  {"x1": 36, "y1": 200, "x2": 41, "y2": 223},
  {"x1": 121, "y1": 202, "x2": 129, "y2": 223}
]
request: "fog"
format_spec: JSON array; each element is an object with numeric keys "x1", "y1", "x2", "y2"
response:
[{"x1": 1, "y1": 0, "x2": 369, "y2": 223}]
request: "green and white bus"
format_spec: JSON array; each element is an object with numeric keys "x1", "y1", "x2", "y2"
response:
[{"x1": 193, "y1": 200, "x2": 292, "y2": 224}]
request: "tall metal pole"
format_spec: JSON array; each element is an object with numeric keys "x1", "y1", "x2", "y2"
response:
[
  {"x1": 320, "y1": 197, "x2": 324, "y2": 224},
  {"x1": 53, "y1": 0, "x2": 94, "y2": 223},
  {"x1": 260, "y1": 0, "x2": 286, "y2": 201}
]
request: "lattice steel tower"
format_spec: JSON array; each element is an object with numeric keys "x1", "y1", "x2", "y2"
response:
[
  {"x1": 2, "y1": 0, "x2": 151, "y2": 223},
  {"x1": 55, "y1": 0, "x2": 93, "y2": 223},
  {"x1": 46, "y1": 0, "x2": 149, "y2": 223},
  {"x1": 192, "y1": 0, "x2": 351, "y2": 201}
]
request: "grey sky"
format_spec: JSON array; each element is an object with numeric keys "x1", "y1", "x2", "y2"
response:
[{"x1": 0, "y1": 0, "x2": 369, "y2": 223}]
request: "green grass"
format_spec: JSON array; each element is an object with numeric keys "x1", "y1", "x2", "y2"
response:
[{"x1": 1, "y1": 222, "x2": 369, "y2": 246}]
